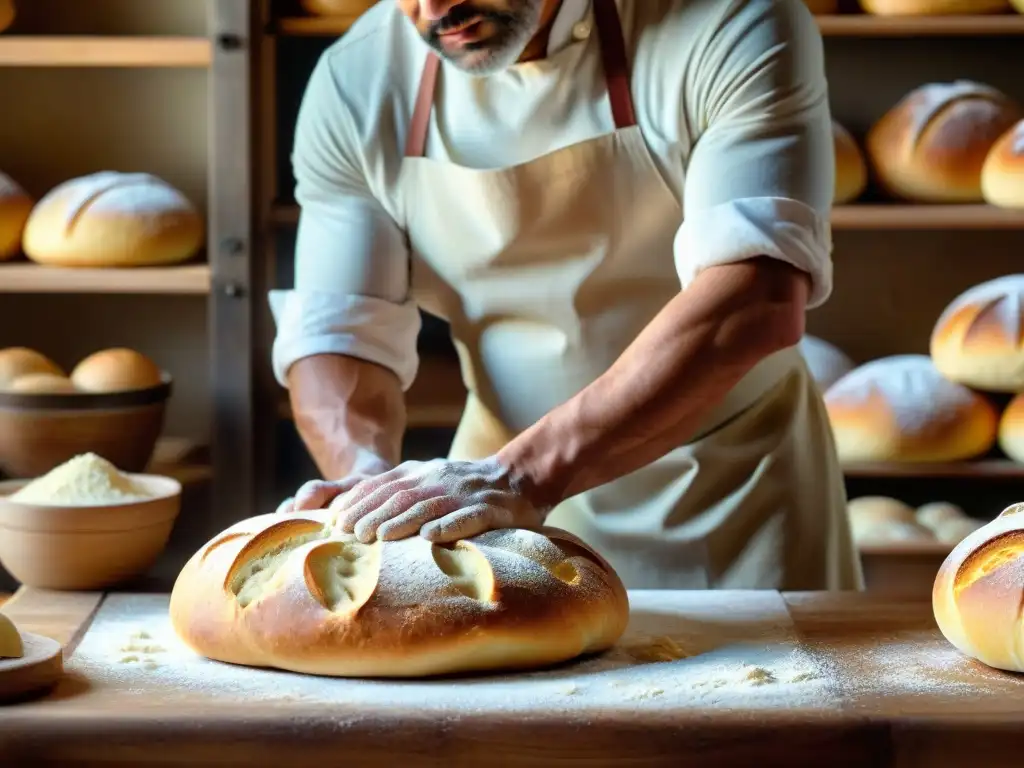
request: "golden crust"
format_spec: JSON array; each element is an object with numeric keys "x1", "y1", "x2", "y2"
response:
[
  {"x1": 866, "y1": 82, "x2": 1021, "y2": 203},
  {"x1": 859, "y1": 0, "x2": 1007, "y2": 12},
  {"x1": 981, "y1": 120, "x2": 1024, "y2": 209},
  {"x1": 833, "y1": 121, "x2": 868, "y2": 205},
  {"x1": 170, "y1": 512, "x2": 630, "y2": 678}
]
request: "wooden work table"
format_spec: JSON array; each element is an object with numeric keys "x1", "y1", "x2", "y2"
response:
[{"x1": 1, "y1": 587, "x2": 1022, "y2": 767}]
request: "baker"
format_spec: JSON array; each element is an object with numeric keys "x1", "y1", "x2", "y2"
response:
[{"x1": 270, "y1": 0, "x2": 863, "y2": 591}]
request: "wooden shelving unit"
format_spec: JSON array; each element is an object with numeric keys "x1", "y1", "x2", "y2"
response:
[
  {"x1": 270, "y1": 13, "x2": 1024, "y2": 38},
  {"x1": 843, "y1": 460, "x2": 1024, "y2": 479},
  {"x1": 0, "y1": 36, "x2": 212, "y2": 67},
  {"x1": 0, "y1": 263, "x2": 212, "y2": 294}
]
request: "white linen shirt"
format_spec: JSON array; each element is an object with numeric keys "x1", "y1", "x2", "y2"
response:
[{"x1": 270, "y1": 0, "x2": 835, "y2": 390}]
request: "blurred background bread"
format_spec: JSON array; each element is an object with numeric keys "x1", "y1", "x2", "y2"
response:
[
  {"x1": 998, "y1": 392, "x2": 1024, "y2": 463},
  {"x1": 22, "y1": 171, "x2": 204, "y2": 268},
  {"x1": 916, "y1": 501, "x2": 966, "y2": 532},
  {"x1": 934, "y1": 516, "x2": 984, "y2": 545},
  {"x1": 930, "y1": 275, "x2": 1024, "y2": 393},
  {"x1": 300, "y1": 0, "x2": 377, "y2": 16},
  {"x1": 847, "y1": 495, "x2": 916, "y2": 542},
  {"x1": 866, "y1": 82, "x2": 1022, "y2": 203},
  {"x1": 799, "y1": 335, "x2": 855, "y2": 391},
  {"x1": 0, "y1": 347, "x2": 64, "y2": 390},
  {"x1": 824, "y1": 354, "x2": 997, "y2": 463},
  {"x1": 0, "y1": 172, "x2": 32, "y2": 262},
  {"x1": 0, "y1": 0, "x2": 14, "y2": 33},
  {"x1": 859, "y1": 0, "x2": 1008, "y2": 13},
  {"x1": 833, "y1": 121, "x2": 868, "y2": 205},
  {"x1": 933, "y1": 504, "x2": 1024, "y2": 672},
  {"x1": 981, "y1": 120, "x2": 1024, "y2": 210},
  {"x1": 71, "y1": 348, "x2": 163, "y2": 393}
]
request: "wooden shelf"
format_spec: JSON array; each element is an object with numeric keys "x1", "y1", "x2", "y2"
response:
[
  {"x1": 831, "y1": 204, "x2": 1024, "y2": 230},
  {"x1": 858, "y1": 541, "x2": 954, "y2": 557},
  {"x1": 273, "y1": 202, "x2": 1024, "y2": 231},
  {"x1": 843, "y1": 460, "x2": 1024, "y2": 479},
  {"x1": 815, "y1": 14, "x2": 1024, "y2": 36},
  {"x1": 273, "y1": 13, "x2": 1024, "y2": 38},
  {"x1": 279, "y1": 356, "x2": 466, "y2": 429},
  {"x1": 0, "y1": 36, "x2": 212, "y2": 68},
  {"x1": 0, "y1": 263, "x2": 211, "y2": 295}
]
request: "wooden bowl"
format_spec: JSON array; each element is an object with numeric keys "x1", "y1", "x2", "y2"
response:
[
  {"x1": 0, "y1": 375, "x2": 171, "y2": 479},
  {"x1": 0, "y1": 474, "x2": 181, "y2": 590}
]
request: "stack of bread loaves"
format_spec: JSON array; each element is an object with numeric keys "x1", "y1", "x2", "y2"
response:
[
  {"x1": 848, "y1": 496, "x2": 983, "y2": 548},
  {"x1": 19, "y1": 172, "x2": 203, "y2": 268},
  {"x1": 930, "y1": 275, "x2": 1024, "y2": 464},
  {"x1": 981, "y1": 119, "x2": 1024, "y2": 210},
  {"x1": 170, "y1": 513, "x2": 629, "y2": 678},
  {"x1": 866, "y1": 82, "x2": 1022, "y2": 204},
  {"x1": 933, "y1": 501, "x2": 1024, "y2": 673},
  {"x1": 823, "y1": 354, "x2": 997, "y2": 464},
  {"x1": 0, "y1": 347, "x2": 163, "y2": 395},
  {"x1": 0, "y1": 172, "x2": 32, "y2": 262}
]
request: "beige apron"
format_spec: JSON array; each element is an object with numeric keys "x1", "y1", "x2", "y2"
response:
[{"x1": 397, "y1": 0, "x2": 862, "y2": 591}]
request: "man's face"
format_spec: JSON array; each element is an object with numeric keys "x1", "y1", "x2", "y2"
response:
[{"x1": 397, "y1": 0, "x2": 545, "y2": 74}]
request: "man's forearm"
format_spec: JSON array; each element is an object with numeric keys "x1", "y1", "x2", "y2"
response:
[
  {"x1": 498, "y1": 257, "x2": 810, "y2": 510},
  {"x1": 287, "y1": 354, "x2": 406, "y2": 480}
]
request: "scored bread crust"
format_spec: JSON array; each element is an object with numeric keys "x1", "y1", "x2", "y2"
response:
[
  {"x1": 981, "y1": 120, "x2": 1024, "y2": 210},
  {"x1": 930, "y1": 275, "x2": 1024, "y2": 393},
  {"x1": 866, "y1": 82, "x2": 1021, "y2": 203},
  {"x1": 22, "y1": 172, "x2": 204, "y2": 268},
  {"x1": 933, "y1": 503, "x2": 1024, "y2": 672},
  {"x1": 169, "y1": 512, "x2": 630, "y2": 678}
]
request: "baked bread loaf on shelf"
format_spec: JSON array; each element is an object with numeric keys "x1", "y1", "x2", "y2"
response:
[
  {"x1": 998, "y1": 392, "x2": 1024, "y2": 463},
  {"x1": 22, "y1": 172, "x2": 204, "y2": 268},
  {"x1": 916, "y1": 501, "x2": 966, "y2": 533},
  {"x1": 847, "y1": 496, "x2": 917, "y2": 543},
  {"x1": 170, "y1": 512, "x2": 629, "y2": 678},
  {"x1": 930, "y1": 275, "x2": 1024, "y2": 393},
  {"x1": 300, "y1": 0, "x2": 377, "y2": 16},
  {"x1": 933, "y1": 502, "x2": 1024, "y2": 672},
  {"x1": 0, "y1": 172, "x2": 33, "y2": 262},
  {"x1": 799, "y1": 334, "x2": 855, "y2": 391},
  {"x1": 824, "y1": 354, "x2": 997, "y2": 463},
  {"x1": 71, "y1": 348, "x2": 162, "y2": 393},
  {"x1": 832, "y1": 121, "x2": 868, "y2": 205},
  {"x1": 981, "y1": 120, "x2": 1024, "y2": 210},
  {"x1": 866, "y1": 82, "x2": 1022, "y2": 203},
  {"x1": 858, "y1": 0, "x2": 1007, "y2": 13},
  {"x1": 0, "y1": 0, "x2": 14, "y2": 34}
]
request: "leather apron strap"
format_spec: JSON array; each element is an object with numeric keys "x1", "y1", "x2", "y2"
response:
[{"x1": 405, "y1": 0, "x2": 636, "y2": 159}]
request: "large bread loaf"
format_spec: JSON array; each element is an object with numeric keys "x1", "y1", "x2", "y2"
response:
[{"x1": 170, "y1": 512, "x2": 630, "y2": 678}]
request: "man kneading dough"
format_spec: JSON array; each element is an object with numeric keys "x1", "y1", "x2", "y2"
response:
[{"x1": 272, "y1": 0, "x2": 861, "y2": 591}]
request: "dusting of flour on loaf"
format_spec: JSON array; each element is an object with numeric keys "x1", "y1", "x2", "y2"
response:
[
  {"x1": 9, "y1": 453, "x2": 153, "y2": 505},
  {"x1": 934, "y1": 275, "x2": 1024, "y2": 348},
  {"x1": 905, "y1": 81, "x2": 1009, "y2": 145},
  {"x1": 825, "y1": 355, "x2": 976, "y2": 434},
  {"x1": 70, "y1": 594, "x2": 836, "y2": 712}
]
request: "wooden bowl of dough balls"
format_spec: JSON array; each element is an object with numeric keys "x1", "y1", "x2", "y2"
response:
[{"x1": 0, "y1": 347, "x2": 171, "y2": 478}]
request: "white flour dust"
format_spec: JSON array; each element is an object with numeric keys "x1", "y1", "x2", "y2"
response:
[{"x1": 67, "y1": 593, "x2": 836, "y2": 712}]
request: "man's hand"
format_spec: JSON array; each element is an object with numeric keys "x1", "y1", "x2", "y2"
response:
[
  {"x1": 330, "y1": 457, "x2": 546, "y2": 544},
  {"x1": 276, "y1": 448, "x2": 395, "y2": 515}
]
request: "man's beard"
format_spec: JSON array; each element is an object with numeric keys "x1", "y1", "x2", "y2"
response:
[{"x1": 423, "y1": 1, "x2": 544, "y2": 75}]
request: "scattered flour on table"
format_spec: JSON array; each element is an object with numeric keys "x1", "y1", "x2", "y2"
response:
[{"x1": 68, "y1": 595, "x2": 838, "y2": 712}]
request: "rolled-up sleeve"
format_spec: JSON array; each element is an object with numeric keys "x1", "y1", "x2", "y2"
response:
[
  {"x1": 270, "y1": 52, "x2": 421, "y2": 390},
  {"x1": 673, "y1": 0, "x2": 834, "y2": 308}
]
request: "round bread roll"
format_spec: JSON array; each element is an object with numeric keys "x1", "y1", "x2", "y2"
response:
[
  {"x1": 0, "y1": 1, "x2": 14, "y2": 33},
  {"x1": 22, "y1": 172, "x2": 204, "y2": 268},
  {"x1": 847, "y1": 495, "x2": 917, "y2": 543},
  {"x1": 8, "y1": 373, "x2": 77, "y2": 394},
  {"x1": 824, "y1": 354, "x2": 997, "y2": 463},
  {"x1": 866, "y1": 82, "x2": 1022, "y2": 203},
  {"x1": 799, "y1": 334, "x2": 855, "y2": 391},
  {"x1": 930, "y1": 275, "x2": 1024, "y2": 393},
  {"x1": 934, "y1": 516, "x2": 984, "y2": 546},
  {"x1": 859, "y1": 0, "x2": 1007, "y2": 13},
  {"x1": 997, "y1": 391, "x2": 1024, "y2": 463},
  {"x1": 70, "y1": 348, "x2": 163, "y2": 393},
  {"x1": 833, "y1": 121, "x2": 868, "y2": 205},
  {"x1": 169, "y1": 513, "x2": 629, "y2": 678},
  {"x1": 0, "y1": 347, "x2": 64, "y2": 390},
  {"x1": 857, "y1": 520, "x2": 935, "y2": 546},
  {"x1": 0, "y1": 172, "x2": 32, "y2": 262},
  {"x1": 300, "y1": 0, "x2": 377, "y2": 16},
  {"x1": 916, "y1": 501, "x2": 966, "y2": 533},
  {"x1": 981, "y1": 120, "x2": 1024, "y2": 210},
  {"x1": 933, "y1": 502, "x2": 1024, "y2": 672}
]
